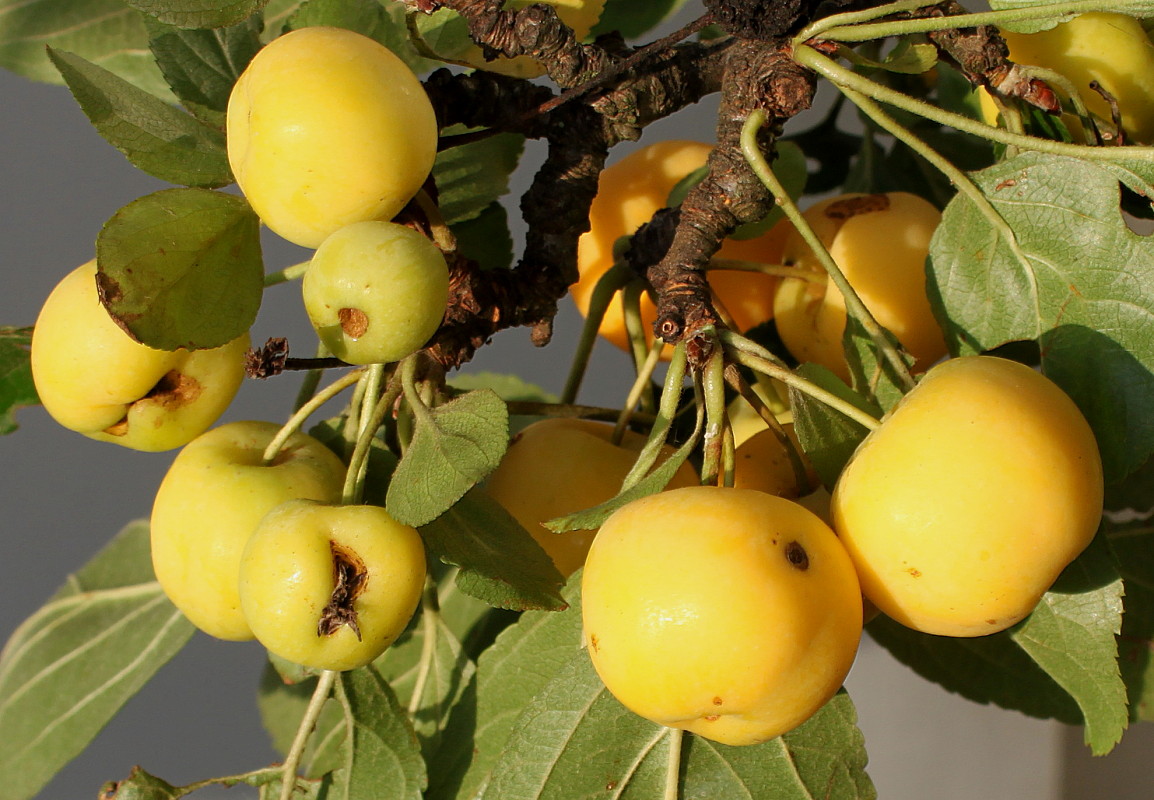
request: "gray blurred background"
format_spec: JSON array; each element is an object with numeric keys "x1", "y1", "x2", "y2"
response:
[{"x1": 2, "y1": 2, "x2": 1154, "y2": 797}]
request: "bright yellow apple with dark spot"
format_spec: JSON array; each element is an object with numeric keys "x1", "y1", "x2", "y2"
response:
[
  {"x1": 239, "y1": 499, "x2": 426, "y2": 671},
  {"x1": 582, "y1": 486, "x2": 862, "y2": 745},
  {"x1": 831, "y1": 356, "x2": 1103, "y2": 637},
  {"x1": 31, "y1": 260, "x2": 249, "y2": 452}
]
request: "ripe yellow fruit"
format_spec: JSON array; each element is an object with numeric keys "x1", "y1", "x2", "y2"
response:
[
  {"x1": 31, "y1": 260, "x2": 249, "y2": 452},
  {"x1": 998, "y1": 12, "x2": 1154, "y2": 143},
  {"x1": 832, "y1": 356, "x2": 1104, "y2": 637},
  {"x1": 484, "y1": 417, "x2": 699, "y2": 576},
  {"x1": 239, "y1": 500, "x2": 426, "y2": 671},
  {"x1": 772, "y1": 192, "x2": 946, "y2": 381},
  {"x1": 732, "y1": 423, "x2": 817, "y2": 498},
  {"x1": 583, "y1": 486, "x2": 862, "y2": 745},
  {"x1": 150, "y1": 421, "x2": 347, "y2": 640},
  {"x1": 572, "y1": 140, "x2": 785, "y2": 356},
  {"x1": 460, "y1": 0, "x2": 607, "y2": 78},
  {"x1": 227, "y1": 26, "x2": 438, "y2": 248}
]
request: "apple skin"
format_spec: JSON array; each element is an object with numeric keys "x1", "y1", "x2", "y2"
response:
[
  {"x1": 582, "y1": 486, "x2": 862, "y2": 746},
  {"x1": 31, "y1": 260, "x2": 249, "y2": 452},
  {"x1": 772, "y1": 192, "x2": 946, "y2": 381},
  {"x1": 150, "y1": 421, "x2": 348, "y2": 641},
  {"x1": 226, "y1": 26, "x2": 438, "y2": 248},
  {"x1": 732, "y1": 423, "x2": 818, "y2": 498},
  {"x1": 302, "y1": 221, "x2": 450, "y2": 365},
  {"x1": 571, "y1": 140, "x2": 785, "y2": 356},
  {"x1": 999, "y1": 12, "x2": 1154, "y2": 144},
  {"x1": 238, "y1": 499, "x2": 427, "y2": 671},
  {"x1": 831, "y1": 356, "x2": 1104, "y2": 637},
  {"x1": 484, "y1": 417, "x2": 699, "y2": 576}
]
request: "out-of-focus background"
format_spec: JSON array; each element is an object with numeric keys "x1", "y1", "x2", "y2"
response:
[{"x1": 2, "y1": 2, "x2": 1154, "y2": 797}]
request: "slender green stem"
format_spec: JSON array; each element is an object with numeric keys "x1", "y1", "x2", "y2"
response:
[
  {"x1": 622, "y1": 281, "x2": 658, "y2": 411},
  {"x1": 342, "y1": 373, "x2": 402, "y2": 505},
  {"x1": 700, "y1": 340, "x2": 727, "y2": 487},
  {"x1": 723, "y1": 364, "x2": 812, "y2": 494},
  {"x1": 613, "y1": 337, "x2": 665, "y2": 446},
  {"x1": 792, "y1": 44, "x2": 1154, "y2": 166},
  {"x1": 741, "y1": 110, "x2": 916, "y2": 392},
  {"x1": 280, "y1": 669, "x2": 338, "y2": 800},
  {"x1": 622, "y1": 343, "x2": 688, "y2": 491},
  {"x1": 561, "y1": 263, "x2": 633, "y2": 404},
  {"x1": 503, "y1": 400, "x2": 655, "y2": 426},
  {"x1": 837, "y1": 82, "x2": 1039, "y2": 289},
  {"x1": 721, "y1": 424, "x2": 736, "y2": 488},
  {"x1": 291, "y1": 342, "x2": 331, "y2": 414},
  {"x1": 663, "y1": 727, "x2": 684, "y2": 800},
  {"x1": 804, "y1": 0, "x2": 1148, "y2": 43},
  {"x1": 263, "y1": 369, "x2": 365, "y2": 465},
  {"x1": 408, "y1": 577, "x2": 440, "y2": 717},
  {"x1": 722, "y1": 331, "x2": 882, "y2": 431},
  {"x1": 707, "y1": 257, "x2": 822, "y2": 282},
  {"x1": 414, "y1": 188, "x2": 457, "y2": 253},
  {"x1": 400, "y1": 354, "x2": 434, "y2": 425},
  {"x1": 264, "y1": 260, "x2": 311, "y2": 287},
  {"x1": 794, "y1": 0, "x2": 928, "y2": 43},
  {"x1": 172, "y1": 767, "x2": 284, "y2": 797}
]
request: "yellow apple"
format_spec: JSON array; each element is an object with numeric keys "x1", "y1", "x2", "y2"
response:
[
  {"x1": 582, "y1": 486, "x2": 862, "y2": 745},
  {"x1": 31, "y1": 260, "x2": 249, "y2": 452}
]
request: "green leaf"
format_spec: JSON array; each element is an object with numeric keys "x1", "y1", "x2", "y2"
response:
[
  {"x1": 590, "y1": 0, "x2": 690, "y2": 39},
  {"x1": 96, "y1": 187, "x2": 263, "y2": 350},
  {"x1": 47, "y1": 48, "x2": 233, "y2": 188},
  {"x1": 123, "y1": 0, "x2": 269, "y2": 29},
  {"x1": 789, "y1": 363, "x2": 881, "y2": 489},
  {"x1": 386, "y1": 389, "x2": 509, "y2": 527},
  {"x1": 332, "y1": 665, "x2": 427, "y2": 800},
  {"x1": 98, "y1": 766, "x2": 180, "y2": 800},
  {"x1": 287, "y1": 0, "x2": 438, "y2": 73},
  {"x1": 448, "y1": 372, "x2": 557, "y2": 404},
  {"x1": 451, "y1": 202, "x2": 514, "y2": 271},
  {"x1": 0, "y1": 521, "x2": 196, "y2": 800},
  {"x1": 843, "y1": 315, "x2": 912, "y2": 413},
  {"x1": 0, "y1": 0, "x2": 171, "y2": 99},
  {"x1": 866, "y1": 615, "x2": 1083, "y2": 723},
  {"x1": 434, "y1": 129, "x2": 525, "y2": 225},
  {"x1": 927, "y1": 152, "x2": 1154, "y2": 485},
  {"x1": 146, "y1": 15, "x2": 263, "y2": 127},
  {"x1": 407, "y1": 7, "x2": 473, "y2": 64},
  {"x1": 257, "y1": 663, "x2": 346, "y2": 779},
  {"x1": 428, "y1": 578, "x2": 585, "y2": 800},
  {"x1": 0, "y1": 327, "x2": 37, "y2": 435},
  {"x1": 1010, "y1": 536, "x2": 1127, "y2": 755},
  {"x1": 420, "y1": 488, "x2": 566, "y2": 611},
  {"x1": 987, "y1": 0, "x2": 1154, "y2": 33},
  {"x1": 1103, "y1": 520, "x2": 1154, "y2": 720},
  {"x1": 375, "y1": 608, "x2": 476, "y2": 760},
  {"x1": 841, "y1": 38, "x2": 938, "y2": 75}
]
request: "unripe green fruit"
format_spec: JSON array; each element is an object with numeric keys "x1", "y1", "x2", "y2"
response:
[
  {"x1": 832, "y1": 356, "x2": 1104, "y2": 636},
  {"x1": 239, "y1": 499, "x2": 426, "y2": 671},
  {"x1": 302, "y1": 221, "x2": 450, "y2": 365},
  {"x1": 583, "y1": 486, "x2": 862, "y2": 746},
  {"x1": 31, "y1": 260, "x2": 249, "y2": 452},
  {"x1": 226, "y1": 26, "x2": 438, "y2": 248},
  {"x1": 150, "y1": 421, "x2": 347, "y2": 641}
]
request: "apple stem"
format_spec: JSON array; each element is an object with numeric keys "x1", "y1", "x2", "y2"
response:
[
  {"x1": 707, "y1": 258, "x2": 823, "y2": 283},
  {"x1": 621, "y1": 281, "x2": 659, "y2": 414},
  {"x1": 561, "y1": 263, "x2": 633, "y2": 405},
  {"x1": 741, "y1": 109, "x2": 917, "y2": 394},
  {"x1": 263, "y1": 260, "x2": 311, "y2": 287},
  {"x1": 407, "y1": 578, "x2": 441, "y2": 718},
  {"x1": 279, "y1": 669, "x2": 337, "y2": 800},
  {"x1": 700, "y1": 342, "x2": 727, "y2": 486},
  {"x1": 263, "y1": 369, "x2": 365, "y2": 466},
  {"x1": 620, "y1": 343, "x2": 688, "y2": 491},
  {"x1": 343, "y1": 370, "x2": 403, "y2": 505},
  {"x1": 612, "y1": 338, "x2": 665, "y2": 447},
  {"x1": 663, "y1": 727, "x2": 684, "y2": 800}
]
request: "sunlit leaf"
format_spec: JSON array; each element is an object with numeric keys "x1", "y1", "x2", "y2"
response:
[
  {"x1": 789, "y1": 363, "x2": 881, "y2": 488},
  {"x1": 0, "y1": 522, "x2": 196, "y2": 800},
  {"x1": 48, "y1": 48, "x2": 233, "y2": 188},
  {"x1": 386, "y1": 389, "x2": 509, "y2": 527},
  {"x1": 96, "y1": 187, "x2": 263, "y2": 350},
  {"x1": 123, "y1": 0, "x2": 269, "y2": 29}
]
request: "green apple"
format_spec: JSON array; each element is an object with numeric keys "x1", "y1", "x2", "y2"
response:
[
  {"x1": 150, "y1": 420, "x2": 347, "y2": 641},
  {"x1": 238, "y1": 499, "x2": 426, "y2": 671},
  {"x1": 302, "y1": 220, "x2": 450, "y2": 365},
  {"x1": 31, "y1": 260, "x2": 249, "y2": 452}
]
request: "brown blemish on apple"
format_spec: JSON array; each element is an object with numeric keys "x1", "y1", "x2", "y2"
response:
[
  {"x1": 784, "y1": 541, "x2": 809, "y2": 571},
  {"x1": 703, "y1": 714, "x2": 720, "y2": 722},
  {"x1": 712, "y1": 696, "x2": 723, "y2": 705},
  {"x1": 825, "y1": 194, "x2": 890, "y2": 220},
  {"x1": 101, "y1": 371, "x2": 203, "y2": 436},
  {"x1": 339, "y1": 307, "x2": 369, "y2": 339},
  {"x1": 589, "y1": 633, "x2": 599, "y2": 653},
  {"x1": 907, "y1": 567, "x2": 922, "y2": 578},
  {"x1": 318, "y1": 542, "x2": 367, "y2": 639}
]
